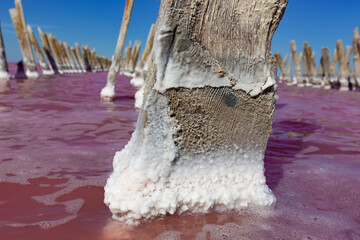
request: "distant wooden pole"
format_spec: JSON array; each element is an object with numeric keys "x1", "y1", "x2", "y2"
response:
[
  {"x1": 0, "y1": 22, "x2": 10, "y2": 80},
  {"x1": 75, "y1": 43, "x2": 85, "y2": 72},
  {"x1": 353, "y1": 27, "x2": 360, "y2": 88},
  {"x1": 71, "y1": 46, "x2": 82, "y2": 72},
  {"x1": 336, "y1": 40, "x2": 349, "y2": 90},
  {"x1": 317, "y1": 48, "x2": 331, "y2": 88},
  {"x1": 27, "y1": 25, "x2": 52, "y2": 75},
  {"x1": 274, "y1": 52, "x2": 291, "y2": 82},
  {"x1": 101, "y1": 0, "x2": 135, "y2": 99},
  {"x1": 64, "y1": 42, "x2": 77, "y2": 73},
  {"x1": 130, "y1": 40, "x2": 141, "y2": 72},
  {"x1": 137, "y1": 24, "x2": 156, "y2": 71},
  {"x1": 290, "y1": 40, "x2": 302, "y2": 85},
  {"x1": 81, "y1": 45, "x2": 92, "y2": 72},
  {"x1": 37, "y1": 27, "x2": 58, "y2": 74},
  {"x1": 123, "y1": 41, "x2": 132, "y2": 73},
  {"x1": 48, "y1": 34, "x2": 63, "y2": 73}
]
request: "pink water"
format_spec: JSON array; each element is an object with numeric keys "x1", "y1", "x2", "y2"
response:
[{"x1": 1, "y1": 64, "x2": 359, "y2": 239}]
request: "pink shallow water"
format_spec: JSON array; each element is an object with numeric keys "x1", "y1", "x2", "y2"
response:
[{"x1": 1, "y1": 64, "x2": 360, "y2": 239}]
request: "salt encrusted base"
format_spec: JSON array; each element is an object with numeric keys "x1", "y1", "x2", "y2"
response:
[
  {"x1": 26, "y1": 69, "x2": 39, "y2": 78},
  {"x1": 42, "y1": 70, "x2": 54, "y2": 75},
  {"x1": 0, "y1": 71, "x2": 11, "y2": 80},
  {"x1": 130, "y1": 76, "x2": 144, "y2": 88},
  {"x1": 104, "y1": 92, "x2": 275, "y2": 225},
  {"x1": 100, "y1": 83, "x2": 116, "y2": 98}
]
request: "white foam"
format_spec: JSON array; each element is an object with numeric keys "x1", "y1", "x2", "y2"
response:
[{"x1": 104, "y1": 92, "x2": 275, "y2": 225}]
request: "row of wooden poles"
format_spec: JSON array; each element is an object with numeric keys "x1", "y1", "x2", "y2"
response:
[
  {"x1": 0, "y1": 0, "x2": 112, "y2": 80},
  {"x1": 275, "y1": 27, "x2": 360, "y2": 91}
]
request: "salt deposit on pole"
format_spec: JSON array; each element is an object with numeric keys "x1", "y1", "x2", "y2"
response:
[
  {"x1": 104, "y1": 0, "x2": 288, "y2": 224},
  {"x1": 0, "y1": 22, "x2": 11, "y2": 80},
  {"x1": 100, "y1": 0, "x2": 135, "y2": 99}
]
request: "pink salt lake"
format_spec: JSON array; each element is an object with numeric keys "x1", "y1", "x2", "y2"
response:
[{"x1": 0, "y1": 63, "x2": 359, "y2": 239}]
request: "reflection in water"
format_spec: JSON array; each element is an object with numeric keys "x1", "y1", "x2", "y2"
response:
[{"x1": 0, "y1": 63, "x2": 360, "y2": 239}]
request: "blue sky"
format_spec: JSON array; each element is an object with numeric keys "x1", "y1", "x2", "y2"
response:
[{"x1": 1, "y1": 0, "x2": 360, "y2": 68}]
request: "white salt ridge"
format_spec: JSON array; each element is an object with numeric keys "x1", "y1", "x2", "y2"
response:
[{"x1": 104, "y1": 91, "x2": 275, "y2": 225}]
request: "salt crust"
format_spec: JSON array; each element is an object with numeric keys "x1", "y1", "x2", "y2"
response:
[
  {"x1": 130, "y1": 76, "x2": 144, "y2": 88},
  {"x1": 104, "y1": 92, "x2": 275, "y2": 225},
  {"x1": 152, "y1": 25, "x2": 276, "y2": 97},
  {"x1": 0, "y1": 70, "x2": 11, "y2": 79},
  {"x1": 100, "y1": 83, "x2": 116, "y2": 98},
  {"x1": 26, "y1": 69, "x2": 39, "y2": 78},
  {"x1": 134, "y1": 84, "x2": 144, "y2": 110}
]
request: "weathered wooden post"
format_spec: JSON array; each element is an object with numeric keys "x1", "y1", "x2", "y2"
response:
[
  {"x1": 353, "y1": 27, "x2": 360, "y2": 89},
  {"x1": 122, "y1": 41, "x2": 132, "y2": 74},
  {"x1": 0, "y1": 22, "x2": 11, "y2": 80},
  {"x1": 274, "y1": 52, "x2": 291, "y2": 82},
  {"x1": 337, "y1": 40, "x2": 350, "y2": 90},
  {"x1": 37, "y1": 27, "x2": 58, "y2": 74},
  {"x1": 104, "y1": 0, "x2": 288, "y2": 224},
  {"x1": 9, "y1": 0, "x2": 39, "y2": 78},
  {"x1": 101, "y1": 0, "x2": 135, "y2": 99},
  {"x1": 71, "y1": 46, "x2": 82, "y2": 72},
  {"x1": 81, "y1": 45, "x2": 92, "y2": 72},
  {"x1": 129, "y1": 40, "x2": 141, "y2": 73},
  {"x1": 317, "y1": 48, "x2": 332, "y2": 89},
  {"x1": 75, "y1": 43, "x2": 86, "y2": 72},
  {"x1": 290, "y1": 40, "x2": 302, "y2": 85},
  {"x1": 131, "y1": 25, "x2": 156, "y2": 109},
  {"x1": 299, "y1": 42, "x2": 309, "y2": 86},
  {"x1": 48, "y1": 34, "x2": 63, "y2": 73},
  {"x1": 27, "y1": 25, "x2": 52, "y2": 75},
  {"x1": 64, "y1": 42, "x2": 77, "y2": 73}
]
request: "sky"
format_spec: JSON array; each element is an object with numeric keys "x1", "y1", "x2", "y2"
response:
[{"x1": 1, "y1": 0, "x2": 360, "y2": 69}]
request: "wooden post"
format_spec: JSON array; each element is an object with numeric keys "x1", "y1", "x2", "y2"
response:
[
  {"x1": 104, "y1": 0, "x2": 288, "y2": 224},
  {"x1": 336, "y1": 40, "x2": 349, "y2": 90},
  {"x1": 274, "y1": 52, "x2": 291, "y2": 82},
  {"x1": 75, "y1": 43, "x2": 86, "y2": 72},
  {"x1": 9, "y1": 2, "x2": 38, "y2": 78},
  {"x1": 317, "y1": 48, "x2": 331, "y2": 88},
  {"x1": 290, "y1": 40, "x2": 302, "y2": 85},
  {"x1": 71, "y1": 46, "x2": 82, "y2": 73},
  {"x1": 353, "y1": 27, "x2": 360, "y2": 89},
  {"x1": 129, "y1": 41, "x2": 141, "y2": 73},
  {"x1": 47, "y1": 34, "x2": 63, "y2": 73},
  {"x1": 81, "y1": 45, "x2": 92, "y2": 72},
  {"x1": 38, "y1": 27, "x2": 58, "y2": 74},
  {"x1": 101, "y1": 0, "x2": 135, "y2": 99},
  {"x1": 0, "y1": 22, "x2": 11, "y2": 80},
  {"x1": 64, "y1": 42, "x2": 77, "y2": 73},
  {"x1": 27, "y1": 25, "x2": 52, "y2": 75}
]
